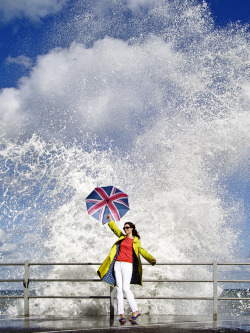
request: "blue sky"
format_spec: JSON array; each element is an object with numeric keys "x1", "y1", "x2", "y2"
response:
[
  {"x1": 207, "y1": 0, "x2": 250, "y2": 26},
  {"x1": 0, "y1": 0, "x2": 249, "y2": 261}
]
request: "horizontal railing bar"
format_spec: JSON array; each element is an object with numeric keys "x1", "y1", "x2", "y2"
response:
[
  {"x1": 134, "y1": 297, "x2": 249, "y2": 300},
  {"x1": 217, "y1": 263, "x2": 250, "y2": 266},
  {"x1": 1, "y1": 262, "x2": 249, "y2": 266},
  {"x1": 0, "y1": 296, "x2": 24, "y2": 299},
  {"x1": 1, "y1": 278, "x2": 249, "y2": 283},
  {"x1": 17, "y1": 279, "x2": 250, "y2": 283},
  {"x1": 1, "y1": 278, "x2": 249, "y2": 284},
  {"x1": 143, "y1": 279, "x2": 213, "y2": 282},
  {"x1": 107, "y1": 296, "x2": 250, "y2": 300},
  {"x1": 143, "y1": 263, "x2": 213, "y2": 266},
  {"x1": 0, "y1": 263, "x2": 25, "y2": 266},
  {"x1": 144, "y1": 262, "x2": 250, "y2": 265},
  {"x1": 27, "y1": 296, "x2": 213, "y2": 300},
  {"x1": 217, "y1": 280, "x2": 250, "y2": 283},
  {"x1": 28, "y1": 263, "x2": 214, "y2": 266},
  {"x1": 29, "y1": 279, "x2": 101, "y2": 282},
  {"x1": 29, "y1": 263, "x2": 102, "y2": 266},
  {"x1": 134, "y1": 296, "x2": 214, "y2": 300},
  {"x1": 0, "y1": 279, "x2": 24, "y2": 282},
  {"x1": 28, "y1": 279, "x2": 213, "y2": 283},
  {"x1": 0, "y1": 262, "x2": 205, "y2": 266},
  {"x1": 1, "y1": 295, "x2": 248, "y2": 301},
  {"x1": 218, "y1": 297, "x2": 250, "y2": 301},
  {"x1": 29, "y1": 296, "x2": 110, "y2": 299}
]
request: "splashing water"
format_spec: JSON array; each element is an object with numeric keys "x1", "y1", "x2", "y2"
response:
[{"x1": 1, "y1": 0, "x2": 249, "y2": 316}]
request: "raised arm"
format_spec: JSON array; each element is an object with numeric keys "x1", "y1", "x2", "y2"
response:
[{"x1": 107, "y1": 214, "x2": 124, "y2": 238}]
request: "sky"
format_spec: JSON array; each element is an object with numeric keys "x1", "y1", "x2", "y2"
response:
[
  {"x1": 0, "y1": 0, "x2": 249, "y2": 262},
  {"x1": 0, "y1": 0, "x2": 249, "y2": 90}
]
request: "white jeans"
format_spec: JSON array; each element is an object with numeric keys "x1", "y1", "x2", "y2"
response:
[{"x1": 114, "y1": 261, "x2": 138, "y2": 315}]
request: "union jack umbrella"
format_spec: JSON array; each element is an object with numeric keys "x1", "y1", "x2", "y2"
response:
[{"x1": 85, "y1": 186, "x2": 129, "y2": 224}]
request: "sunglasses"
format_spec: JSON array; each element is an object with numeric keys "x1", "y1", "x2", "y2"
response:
[{"x1": 123, "y1": 226, "x2": 131, "y2": 230}]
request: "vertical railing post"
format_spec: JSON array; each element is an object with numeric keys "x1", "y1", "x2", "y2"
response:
[
  {"x1": 213, "y1": 260, "x2": 218, "y2": 321},
  {"x1": 23, "y1": 261, "x2": 30, "y2": 317},
  {"x1": 110, "y1": 286, "x2": 114, "y2": 318}
]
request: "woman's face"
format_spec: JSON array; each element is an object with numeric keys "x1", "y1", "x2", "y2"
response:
[{"x1": 123, "y1": 224, "x2": 133, "y2": 235}]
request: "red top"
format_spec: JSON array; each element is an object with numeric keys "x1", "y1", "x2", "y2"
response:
[{"x1": 116, "y1": 237, "x2": 134, "y2": 263}]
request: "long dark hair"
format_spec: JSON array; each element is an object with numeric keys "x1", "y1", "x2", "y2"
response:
[{"x1": 124, "y1": 222, "x2": 140, "y2": 239}]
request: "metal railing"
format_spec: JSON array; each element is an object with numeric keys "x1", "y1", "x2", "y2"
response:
[{"x1": 0, "y1": 261, "x2": 249, "y2": 320}]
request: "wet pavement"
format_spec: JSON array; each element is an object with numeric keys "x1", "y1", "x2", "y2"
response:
[{"x1": 0, "y1": 315, "x2": 249, "y2": 333}]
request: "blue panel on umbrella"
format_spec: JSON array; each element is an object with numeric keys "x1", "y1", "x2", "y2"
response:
[
  {"x1": 113, "y1": 187, "x2": 122, "y2": 194},
  {"x1": 101, "y1": 186, "x2": 113, "y2": 197},
  {"x1": 116, "y1": 197, "x2": 129, "y2": 206},
  {"x1": 113, "y1": 202, "x2": 130, "y2": 219},
  {"x1": 86, "y1": 201, "x2": 97, "y2": 210},
  {"x1": 91, "y1": 209, "x2": 101, "y2": 221},
  {"x1": 86, "y1": 190, "x2": 101, "y2": 200}
]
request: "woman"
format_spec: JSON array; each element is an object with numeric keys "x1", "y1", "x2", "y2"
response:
[{"x1": 97, "y1": 214, "x2": 156, "y2": 324}]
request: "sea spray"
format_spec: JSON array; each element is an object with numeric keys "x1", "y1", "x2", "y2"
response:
[{"x1": 3, "y1": 126, "x2": 246, "y2": 315}]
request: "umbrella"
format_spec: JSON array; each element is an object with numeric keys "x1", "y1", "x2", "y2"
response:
[{"x1": 85, "y1": 186, "x2": 129, "y2": 224}]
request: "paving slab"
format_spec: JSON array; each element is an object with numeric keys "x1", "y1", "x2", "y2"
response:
[{"x1": 0, "y1": 315, "x2": 249, "y2": 333}]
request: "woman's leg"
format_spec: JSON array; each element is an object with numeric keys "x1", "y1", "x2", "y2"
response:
[
  {"x1": 114, "y1": 261, "x2": 124, "y2": 316},
  {"x1": 120, "y1": 262, "x2": 138, "y2": 313}
]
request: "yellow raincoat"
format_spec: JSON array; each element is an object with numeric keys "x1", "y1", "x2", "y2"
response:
[{"x1": 97, "y1": 220, "x2": 156, "y2": 286}]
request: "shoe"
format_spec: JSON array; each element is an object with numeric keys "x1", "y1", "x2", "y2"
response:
[
  {"x1": 119, "y1": 317, "x2": 126, "y2": 324},
  {"x1": 129, "y1": 313, "x2": 141, "y2": 321}
]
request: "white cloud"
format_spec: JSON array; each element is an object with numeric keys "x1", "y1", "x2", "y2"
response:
[
  {"x1": 0, "y1": 87, "x2": 26, "y2": 136},
  {"x1": 0, "y1": 0, "x2": 67, "y2": 22},
  {"x1": 6, "y1": 55, "x2": 33, "y2": 68},
  {"x1": 0, "y1": 37, "x2": 182, "y2": 142}
]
